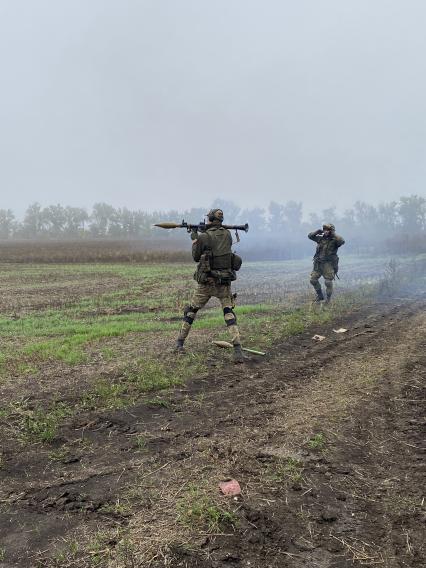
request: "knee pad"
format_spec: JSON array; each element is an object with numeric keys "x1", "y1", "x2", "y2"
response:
[
  {"x1": 183, "y1": 305, "x2": 199, "y2": 325},
  {"x1": 223, "y1": 307, "x2": 237, "y2": 326},
  {"x1": 324, "y1": 279, "x2": 333, "y2": 290}
]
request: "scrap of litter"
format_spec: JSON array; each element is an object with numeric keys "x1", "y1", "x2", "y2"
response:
[
  {"x1": 219, "y1": 479, "x2": 241, "y2": 496},
  {"x1": 312, "y1": 328, "x2": 348, "y2": 341}
]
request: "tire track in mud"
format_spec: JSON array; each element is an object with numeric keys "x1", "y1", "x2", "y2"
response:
[
  {"x1": 1, "y1": 296, "x2": 425, "y2": 567},
  {"x1": 171, "y1": 298, "x2": 426, "y2": 567},
  {"x1": 156, "y1": 298, "x2": 425, "y2": 568}
]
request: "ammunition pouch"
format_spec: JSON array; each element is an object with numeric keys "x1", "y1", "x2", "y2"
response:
[
  {"x1": 194, "y1": 251, "x2": 212, "y2": 284},
  {"x1": 333, "y1": 255, "x2": 339, "y2": 275},
  {"x1": 231, "y1": 253, "x2": 242, "y2": 271},
  {"x1": 211, "y1": 253, "x2": 232, "y2": 270},
  {"x1": 313, "y1": 254, "x2": 339, "y2": 275},
  {"x1": 194, "y1": 229, "x2": 242, "y2": 284},
  {"x1": 209, "y1": 269, "x2": 236, "y2": 285}
]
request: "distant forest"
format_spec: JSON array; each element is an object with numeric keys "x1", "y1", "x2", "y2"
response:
[{"x1": 0, "y1": 195, "x2": 425, "y2": 258}]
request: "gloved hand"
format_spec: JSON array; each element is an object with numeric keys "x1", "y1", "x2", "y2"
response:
[
  {"x1": 190, "y1": 229, "x2": 198, "y2": 241},
  {"x1": 315, "y1": 228, "x2": 323, "y2": 235}
]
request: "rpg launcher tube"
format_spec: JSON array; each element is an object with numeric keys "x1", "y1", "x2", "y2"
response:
[{"x1": 154, "y1": 222, "x2": 249, "y2": 232}]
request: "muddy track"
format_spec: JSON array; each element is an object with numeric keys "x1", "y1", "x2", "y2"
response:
[{"x1": 1, "y1": 294, "x2": 425, "y2": 567}]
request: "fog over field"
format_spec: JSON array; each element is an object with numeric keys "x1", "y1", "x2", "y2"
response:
[
  {"x1": 0, "y1": 0, "x2": 425, "y2": 216},
  {"x1": 2, "y1": 5, "x2": 426, "y2": 567}
]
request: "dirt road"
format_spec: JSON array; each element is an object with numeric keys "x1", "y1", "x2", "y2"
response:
[{"x1": 1, "y1": 293, "x2": 425, "y2": 567}]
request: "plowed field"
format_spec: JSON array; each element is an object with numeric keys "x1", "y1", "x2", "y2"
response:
[{"x1": 0, "y1": 260, "x2": 424, "y2": 567}]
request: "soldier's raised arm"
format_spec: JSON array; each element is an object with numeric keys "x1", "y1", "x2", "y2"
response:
[
  {"x1": 335, "y1": 235, "x2": 345, "y2": 247},
  {"x1": 308, "y1": 228, "x2": 323, "y2": 242}
]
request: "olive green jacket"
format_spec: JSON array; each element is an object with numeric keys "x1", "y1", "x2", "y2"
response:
[{"x1": 308, "y1": 231, "x2": 345, "y2": 259}]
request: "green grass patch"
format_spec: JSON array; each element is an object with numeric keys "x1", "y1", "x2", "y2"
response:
[
  {"x1": 100, "y1": 346, "x2": 116, "y2": 361},
  {"x1": 98, "y1": 499, "x2": 132, "y2": 516},
  {"x1": 51, "y1": 539, "x2": 80, "y2": 565},
  {"x1": 145, "y1": 397, "x2": 170, "y2": 408},
  {"x1": 242, "y1": 303, "x2": 334, "y2": 349},
  {"x1": 1, "y1": 354, "x2": 206, "y2": 447},
  {"x1": 48, "y1": 447, "x2": 71, "y2": 462},
  {"x1": 24, "y1": 403, "x2": 73, "y2": 443},
  {"x1": 81, "y1": 356, "x2": 204, "y2": 413},
  {"x1": 177, "y1": 486, "x2": 237, "y2": 532},
  {"x1": 82, "y1": 380, "x2": 128, "y2": 411},
  {"x1": 125, "y1": 355, "x2": 203, "y2": 394},
  {"x1": 2, "y1": 401, "x2": 75, "y2": 444},
  {"x1": 308, "y1": 432, "x2": 326, "y2": 450},
  {"x1": 268, "y1": 457, "x2": 304, "y2": 484},
  {"x1": 0, "y1": 302, "x2": 274, "y2": 367},
  {"x1": 133, "y1": 434, "x2": 146, "y2": 450}
]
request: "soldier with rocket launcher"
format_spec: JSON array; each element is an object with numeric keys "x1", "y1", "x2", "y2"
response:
[{"x1": 155, "y1": 209, "x2": 249, "y2": 363}]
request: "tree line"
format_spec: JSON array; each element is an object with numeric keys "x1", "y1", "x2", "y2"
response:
[{"x1": 0, "y1": 196, "x2": 425, "y2": 249}]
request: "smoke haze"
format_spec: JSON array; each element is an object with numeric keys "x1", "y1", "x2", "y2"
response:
[{"x1": 0, "y1": 0, "x2": 425, "y2": 215}]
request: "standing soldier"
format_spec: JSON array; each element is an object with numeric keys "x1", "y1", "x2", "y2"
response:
[
  {"x1": 308, "y1": 223, "x2": 345, "y2": 303},
  {"x1": 175, "y1": 208, "x2": 245, "y2": 363}
]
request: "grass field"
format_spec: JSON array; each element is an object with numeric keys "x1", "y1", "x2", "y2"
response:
[
  {"x1": 0, "y1": 253, "x2": 424, "y2": 566},
  {"x1": 0, "y1": 239, "x2": 190, "y2": 263},
  {"x1": 0, "y1": 256, "x2": 379, "y2": 442},
  {"x1": 0, "y1": 254, "x2": 413, "y2": 382}
]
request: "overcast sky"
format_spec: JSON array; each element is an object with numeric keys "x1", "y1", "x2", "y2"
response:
[{"x1": 0, "y1": 0, "x2": 425, "y2": 216}]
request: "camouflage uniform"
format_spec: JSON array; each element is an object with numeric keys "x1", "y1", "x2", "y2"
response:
[
  {"x1": 176, "y1": 212, "x2": 243, "y2": 360},
  {"x1": 308, "y1": 225, "x2": 345, "y2": 301},
  {"x1": 178, "y1": 279, "x2": 240, "y2": 346}
]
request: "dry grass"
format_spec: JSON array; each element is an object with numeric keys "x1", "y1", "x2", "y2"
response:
[
  {"x1": 0, "y1": 240, "x2": 190, "y2": 263},
  {"x1": 2, "y1": 255, "x2": 425, "y2": 567},
  {"x1": 330, "y1": 534, "x2": 387, "y2": 565}
]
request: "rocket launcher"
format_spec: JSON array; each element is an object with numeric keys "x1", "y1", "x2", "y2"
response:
[{"x1": 154, "y1": 220, "x2": 249, "y2": 234}]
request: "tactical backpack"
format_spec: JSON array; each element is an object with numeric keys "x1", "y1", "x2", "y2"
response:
[{"x1": 195, "y1": 227, "x2": 241, "y2": 285}]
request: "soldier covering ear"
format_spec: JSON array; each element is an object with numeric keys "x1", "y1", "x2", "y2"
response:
[{"x1": 308, "y1": 223, "x2": 345, "y2": 303}]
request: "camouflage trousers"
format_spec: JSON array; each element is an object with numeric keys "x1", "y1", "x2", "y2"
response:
[
  {"x1": 310, "y1": 261, "x2": 335, "y2": 298},
  {"x1": 178, "y1": 280, "x2": 241, "y2": 345}
]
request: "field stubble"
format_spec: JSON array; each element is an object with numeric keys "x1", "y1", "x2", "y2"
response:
[{"x1": 0, "y1": 253, "x2": 424, "y2": 567}]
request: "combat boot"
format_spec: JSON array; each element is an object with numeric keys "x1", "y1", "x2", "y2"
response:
[
  {"x1": 325, "y1": 293, "x2": 332, "y2": 304},
  {"x1": 174, "y1": 338, "x2": 186, "y2": 354},
  {"x1": 233, "y1": 344, "x2": 246, "y2": 364},
  {"x1": 314, "y1": 290, "x2": 324, "y2": 303}
]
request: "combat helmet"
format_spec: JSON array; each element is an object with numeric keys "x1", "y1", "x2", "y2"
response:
[
  {"x1": 322, "y1": 223, "x2": 335, "y2": 232},
  {"x1": 207, "y1": 208, "x2": 224, "y2": 223}
]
